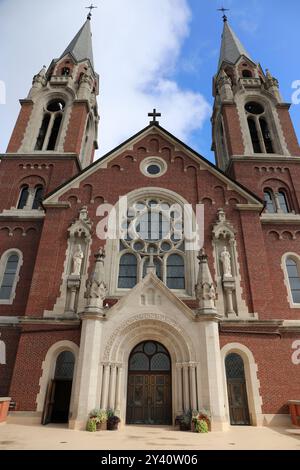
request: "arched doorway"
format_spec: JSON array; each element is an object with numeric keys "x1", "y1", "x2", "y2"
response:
[
  {"x1": 42, "y1": 351, "x2": 75, "y2": 424},
  {"x1": 126, "y1": 341, "x2": 172, "y2": 425},
  {"x1": 225, "y1": 353, "x2": 250, "y2": 425}
]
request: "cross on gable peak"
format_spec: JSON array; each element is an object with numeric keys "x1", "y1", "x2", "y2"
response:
[{"x1": 148, "y1": 108, "x2": 162, "y2": 125}]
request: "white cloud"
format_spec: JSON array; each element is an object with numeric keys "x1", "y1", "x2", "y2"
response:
[{"x1": 0, "y1": 0, "x2": 211, "y2": 157}]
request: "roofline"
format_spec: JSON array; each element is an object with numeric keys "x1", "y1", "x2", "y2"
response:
[{"x1": 43, "y1": 122, "x2": 263, "y2": 206}]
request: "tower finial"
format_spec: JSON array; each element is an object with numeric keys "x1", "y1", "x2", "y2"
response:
[
  {"x1": 217, "y1": 6, "x2": 230, "y2": 22},
  {"x1": 86, "y1": 3, "x2": 97, "y2": 20}
]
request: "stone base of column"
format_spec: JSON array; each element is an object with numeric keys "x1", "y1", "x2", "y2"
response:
[
  {"x1": 210, "y1": 417, "x2": 230, "y2": 432},
  {"x1": 69, "y1": 418, "x2": 86, "y2": 431}
]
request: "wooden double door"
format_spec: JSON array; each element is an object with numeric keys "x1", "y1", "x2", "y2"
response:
[{"x1": 127, "y1": 373, "x2": 172, "y2": 425}]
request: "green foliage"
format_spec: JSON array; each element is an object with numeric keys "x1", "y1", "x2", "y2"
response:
[
  {"x1": 193, "y1": 418, "x2": 209, "y2": 433},
  {"x1": 107, "y1": 408, "x2": 115, "y2": 419},
  {"x1": 89, "y1": 408, "x2": 108, "y2": 424},
  {"x1": 86, "y1": 418, "x2": 97, "y2": 432}
]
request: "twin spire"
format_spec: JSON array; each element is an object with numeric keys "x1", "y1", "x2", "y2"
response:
[
  {"x1": 59, "y1": 18, "x2": 94, "y2": 67},
  {"x1": 57, "y1": 12, "x2": 253, "y2": 79},
  {"x1": 218, "y1": 19, "x2": 253, "y2": 70}
]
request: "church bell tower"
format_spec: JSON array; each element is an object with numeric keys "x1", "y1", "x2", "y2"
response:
[
  {"x1": 212, "y1": 16, "x2": 300, "y2": 177},
  {"x1": 6, "y1": 16, "x2": 99, "y2": 170}
]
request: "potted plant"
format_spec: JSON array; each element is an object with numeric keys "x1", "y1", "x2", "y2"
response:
[
  {"x1": 86, "y1": 417, "x2": 97, "y2": 432},
  {"x1": 89, "y1": 409, "x2": 108, "y2": 431},
  {"x1": 192, "y1": 417, "x2": 209, "y2": 433},
  {"x1": 191, "y1": 409, "x2": 211, "y2": 432},
  {"x1": 178, "y1": 410, "x2": 192, "y2": 431},
  {"x1": 107, "y1": 415, "x2": 121, "y2": 431}
]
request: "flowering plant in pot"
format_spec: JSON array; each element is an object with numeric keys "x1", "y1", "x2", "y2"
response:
[
  {"x1": 89, "y1": 409, "x2": 108, "y2": 431},
  {"x1": 191, "y1": 409, "x2": 211, "y2": 432}
]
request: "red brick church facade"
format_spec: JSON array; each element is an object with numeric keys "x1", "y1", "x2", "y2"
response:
[{"x1": 0, "y1": 16, "x2": 299, "y2": 430}]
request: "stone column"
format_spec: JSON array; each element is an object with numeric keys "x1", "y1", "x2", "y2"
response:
[
  {"x1": 115, "y1": 366, "x2": 123, "y2": 415},
  {"x1": 176, "y1": 364, "x2": 183, "y2": 415},
  {"x1": 108, "y1": 365, "x2": 117, "y2": 410},
  {"x1": 189, "y1": 364, "x2": 197, "y2": 411},
  {"x1": 69, "y1": 314, "x2": 104, "y2": 430},
  {"x1": 183, "y1": 364, "x2": 190, "y2": 412},
  {"x1": 101, "y1": 364, "x2": 110, "y2": 410},
  {"x1": 197, "y1": 318, "x2": 228, "y2": 431}
]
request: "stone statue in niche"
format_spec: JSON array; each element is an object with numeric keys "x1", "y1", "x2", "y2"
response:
[
  {"x1": 220, "y1": 246, "x2": 232, "y2": 278},
  {"x1": 86, "y1": 248, "x2": 107, "y2": 312},
  {"x1": 71, "y1": 244, "x2": 84, "y2": 276}
]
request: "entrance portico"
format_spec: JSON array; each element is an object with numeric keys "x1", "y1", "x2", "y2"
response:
[{"x1": 69, "y1": 273, "x2": 228, "y2": 431}]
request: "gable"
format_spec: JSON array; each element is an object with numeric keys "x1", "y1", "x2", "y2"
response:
[
  {"x1": 43, "y1": 124, "x2": 263, "y2": 208},
  {"x1": 108, "y1": 272, "x2": 195, "y2": 321}
]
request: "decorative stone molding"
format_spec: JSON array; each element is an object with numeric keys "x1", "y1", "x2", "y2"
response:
[
  {"x1": 103, "y1": 313, "x2": 194, "y2": 362},
  {"x1": 212, "y1": 209, "x2": 253, "y2": 319},
  {"x1": 85, "y1": 248, "x2": 107, "y2": 313},
  {"x1": 195, "y1": 249, "x2": 217, "y2": 315},
  {"x1": 36, "y1": 340, "x2": 79, "y2": 413},
  {"x1": 44, "y1": 207, "x2": 92, "y2": 318}
]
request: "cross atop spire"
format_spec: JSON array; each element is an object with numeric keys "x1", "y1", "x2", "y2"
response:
[
  {"x1": 217, "y1": 7, "x2": 230, "y2": 22},
  {"x1": 86, "y1": 3, "x2": 97, "y2": 20},
  {"x1": 148, "y1": 109, "x2": 161, "y2": 125}
]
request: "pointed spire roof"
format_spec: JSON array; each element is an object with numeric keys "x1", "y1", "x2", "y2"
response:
[
  {"x1": 60, "y1": 19, "x2": 94, "y2": 67},
  {"x1": 218, "y1": 20, "x2": 253, "y2": 70}
]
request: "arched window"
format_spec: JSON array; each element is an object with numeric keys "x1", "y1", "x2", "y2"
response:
[
  {"x1": 117, "y1": 198, "x2": 187, "y2": 291},
  {"x1": 286, "y1": 258, "x2": 300, "y2": 304},
  {"x1": 35, "y1": 114, "x2": 51, "y2": 151},
  {"x1": 167, "y1": 254, "x2": 185, "y2": 289},
  {"x1": 54, "y1": 351, "x2": 75, "y2": 380},
  {"x1": 225, "y1": 353, "x2": 250, "y2": 425},
  {"x1": 245, "y1": 101, "x2": 275, "y2": 154},
  {"x1": 260, "y1": 118, "x2": 274, "y2": 154},
  {"x1": 35, "y1": 99, "x2": 65, "y2": 151},
  {"x1": 264, "y1": 190, "x2": 276, "y2": 213},
  {"x1": 47, "y1": 114, "x2": 63, "y2": 151},
  {"x1": 118, "y1": 253, "x2": 137, "y2": 289},
  {"x1": 17, "y1": 185, "x2": 29, "y2": 209},
  {"x1": 242, "y1": 70, "x2": 252, "y2": 78},
  {"x1": 32, "y1": 186, "x2": 44, "y2": 210},
  {"x1": 129, "y1": 341, "x2": 170, "y2": 372},
  {"x1": 0, "y1": 253, "x2": 20, "y2": 301},
  {"x1": 248, "y1": 117, "x2": 262, "y2": 153},
  {"x1": 278, "y1": 190, "x2": 289, "y2": 214},
  {"x1": 61, "y1": 67, "x2": 70, "y2": 77}
]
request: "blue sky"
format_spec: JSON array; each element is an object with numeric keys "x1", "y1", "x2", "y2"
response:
[{"x1": 0, "y1": 0, "x2": 299, "y2": 163}]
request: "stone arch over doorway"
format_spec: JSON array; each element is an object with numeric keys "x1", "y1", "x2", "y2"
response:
[
  {"x1": 100, "y1": 314, "x2": 198, "y2": 424},
  {"x1": 36, "y1": 340, "x2": 79, "y2": 423},
  {"x1": 221, "y1": 343, "x2": 263, "y2": 426}
]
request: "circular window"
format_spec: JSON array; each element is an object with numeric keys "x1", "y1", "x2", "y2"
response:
[
  {"x1": 245, "y1": 102, "x2": 264, "y2": 115},
  {"x1": 47, "y1": 99, "x2": 65, "y2": 112},
  {"x1": 147, "y1": 164, "x2": 161, "y2": 175},
  {"x1": 140, "y1": 157, "x2": 167, "y2": 178}
]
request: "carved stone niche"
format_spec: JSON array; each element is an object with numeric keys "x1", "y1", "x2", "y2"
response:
[
  {"x1": 44, "y1": 207, "x2": 93, "y2": 318},
  {"x1": 64, "y1": 207, "x2": 93, "y2": 316},
  {"x1": 212, "y1": 209, "x2": 249, "y2": 319}
]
